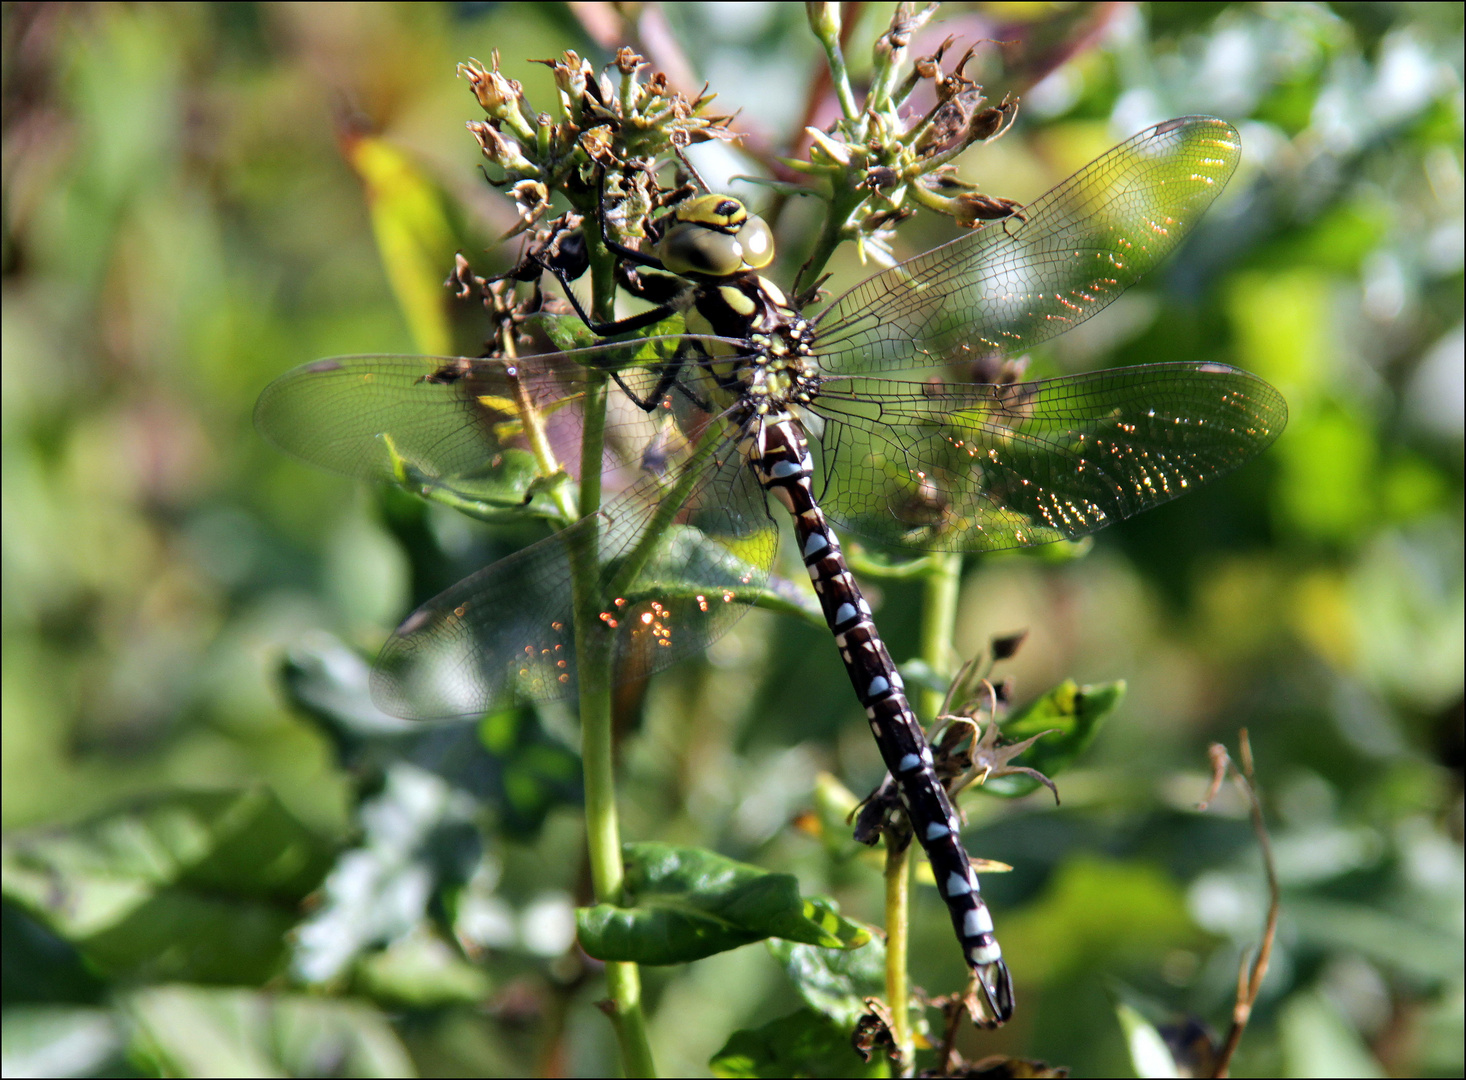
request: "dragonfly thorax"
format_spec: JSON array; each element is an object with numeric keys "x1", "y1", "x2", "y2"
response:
[{"x1": 680, "y1": 271, "x2": 820, "y2": 417}]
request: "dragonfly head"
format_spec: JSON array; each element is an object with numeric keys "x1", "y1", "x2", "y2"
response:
[{"x1": 654, "y1": 194, "x2": 774, "y2": 278}]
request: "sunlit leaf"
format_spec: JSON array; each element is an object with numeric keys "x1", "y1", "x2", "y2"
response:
[
  {"x1": 978, "y1": 679, "x2": 1124, "y2": 798},
  {"x1": 344, "y1": 134, "x2": 457, "y2": 357},
  {"x1": 768, "y1": 934, "x2": 887, "y2": 1029},
  {"x1": 577, "y1": 843, "x2": 870, "y2": 965},
  {"x1": 709, "y1": 1008, "x2": 887, "y2": 1079},
  {"x1": 124, "y1": 985, "x2": 414, "y2": 1078},
  {"x1": 0, "y1": 791, "x2": 331, "y2": 984}
]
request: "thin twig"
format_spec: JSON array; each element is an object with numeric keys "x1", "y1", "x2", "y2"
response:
[{"x1": 1198, "y1": 731, "x2": 1279, "y2": 1079}]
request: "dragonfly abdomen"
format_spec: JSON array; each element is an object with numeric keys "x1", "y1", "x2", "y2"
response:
[{"x1": 749, "y1": 411, "x2": 1015, "y2": 1024}]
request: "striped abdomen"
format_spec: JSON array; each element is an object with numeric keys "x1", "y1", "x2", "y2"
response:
[{"x1": 746, "y1": 411, "x2": 1014, "y2": 1024}]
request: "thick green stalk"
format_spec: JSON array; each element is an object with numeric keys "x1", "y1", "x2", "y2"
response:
[
  {"x1": 574, "y1": 230, "x2": 655, "y2": 1076},
  {"x1": 807, "y1": 2, "x2": 859, "y2": 121},
  {"x1": 797, "y1": 183, "x2": 867, "y2": 296},
  {"x1": 918, "y1": 553, "x2": 962, "y2": 720},
  {"x1": 883, "y1": 842, "x2": 913, "y2": 1073}
]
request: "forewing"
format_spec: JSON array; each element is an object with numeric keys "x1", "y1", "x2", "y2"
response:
[
  {"x1": 254, "y1": 354, "x2": 582, "y2": 511},
  {"x1": 810, "y1": 362, "x2": 1287, "y2": 552},
  {"x1": 813, "y1": 117, "x2": 1241, "y2": 376},
  {"x1": 253, "y1": 337, "x2": 732, "y2": 515}
]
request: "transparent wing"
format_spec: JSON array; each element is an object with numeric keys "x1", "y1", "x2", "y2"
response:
[
  {"x1": 253, "y1": 338, "x2": 736, "y2": 515},
  {"x1": 370, "y1": 449, "x2": 778, "y2": 719},
  {"x1": 813, "y1": 117, "x2": 1242, "y2": 376},
  {"x1": 809, "y1": 362, "x2": 1287, "y2": 552},
  {"x1": 256, "y1": 343, "x2": 778, "y2": 720}
]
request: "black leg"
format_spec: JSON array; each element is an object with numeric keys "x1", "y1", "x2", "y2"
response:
[{"x1": 538, "y1": 254, "x2": 678, "y2": 337}]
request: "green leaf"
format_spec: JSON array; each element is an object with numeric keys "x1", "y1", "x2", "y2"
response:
[
  {"x1": 979, "y1": 679, "x2": 1124, "y2": 798},
  {"x1": 1, "y1": 790, "x2": 332, "y2": 984},
  {"x1": 1279, "y1": 991, "x2": 1386, "y2": 1078},
  {"x1": 0, "y1": 1005, "x2": 125, "y2": 1078},
  {"x1": 124, "y1": 985, "x2": 415, "y2": 1078},
  {"x1": 577, "y1": 842, "x2": 870, "y2": 965},
  {"x1": 279, "y1": 637, "x2": 581, "y2": 836},
  {"x1": 710, "y1": 1008, "x2": 888, "y2": 1078},
  {"x1": 389, "y1": 441, "x2": 570, "y2": 524},
  {"x1": 344, "y1": 134, "x2": 456, "y2": 357},
  {"x1": 1115, "y1": 1000, "x2": 1180, "y2": 1079},
  {"x1": 767, "y1": 934, "x2": 887, "y2": 1029},
  {"x1": 352, "y1": 930, "x2": 493, "y2": 1008},
  {"x1": 278, "y1": 638, "x2": 580, "y2": 983}
]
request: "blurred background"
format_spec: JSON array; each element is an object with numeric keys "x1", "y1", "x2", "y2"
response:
[{"x1": 2, "y1": 2, "x2": 1461, "y2": 1076}]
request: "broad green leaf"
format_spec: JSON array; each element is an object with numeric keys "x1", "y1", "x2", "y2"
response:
[
  {"x1": 1, "y1": 790, "x2": 331, "y2": 984},
  {"x1": 278, "y1": 638, "x2": 578, "y2": 983},
  {"x1": 979, "y1": 679, "x2": 1124, "y2": 798},
  {"x1": 254, "y1": 355, "x2": 573, "y2": 525},
  {"x1": 767, "y1": 934, "x2": 887, "y2": 1029},
  {"x1": 385, "y1": 438, "x2": 569, "y2": 523},
  {"x1": 0, "y1": 1005, "x2": 124, "y2": 1078},
  {"x1": 279, "y1": 637, "x2": 582, "y2": 836},
  {"x1": 352, "y1": 930, "x2": 492, "y2": 1008},
  {"x1": 1279, "y1": 991, "x2": 1386, "y2": 1078},
  {"x1": 344, "y1": 134, "x2": 456, "y2": 357},
  {"x1": 124, "y1": 985, "x2": 414, "y2": 1079},
  {"x1": 577, "y1": 842, "x2": 870, "y2": 965},
  {"x1": 1115, "y1": 1001, "x2": 1179, "y2": 1079},
  {"x1": 709, "y1": 1008, "x2": 887, "y2": 1079}
]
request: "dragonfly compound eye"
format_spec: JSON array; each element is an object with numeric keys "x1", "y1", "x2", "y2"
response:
[
  {"x1": 657, "y1": 198, "x2": 775, "y2": 277},
  {"x1": 734, "y1": 215, "x2": 774, "y2": 270}
]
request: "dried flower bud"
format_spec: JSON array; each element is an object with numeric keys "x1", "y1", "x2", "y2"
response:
[
  {"x1": 615, "y1": 47, "x2": 645, "y2": 75},
  {"x1": 865, "y1": 166, "x2": 901, "y2": 190},
  {"x1": 990, "y1": 631, "x2": 1028, "y2": 661},
  {"x1": 467, "y1": 120, "x2": 533, "y2": 172},
  {"x1": 952, "y1": 191, "x2": 1024, "y2": 227},
  {"x1": 968, "y1": 101, "x2": 1016, "y2": 143},
  {"x1": 446, "y1": 253, "x2": 485, "y2": 300},
  {"x1": 459, "y1": 55, "x2": 524, "y2": 116},
  {"x1": 507, "y1": 179, "x2": 551, "y2": 235},
  {"x1": 579, "y1": 125, "x2": 617, "y2": 166}
]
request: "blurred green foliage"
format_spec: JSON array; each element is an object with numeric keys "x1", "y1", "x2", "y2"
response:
[{"x1": 2, "y1": 3, "x2": 1461, "y2": 1077}]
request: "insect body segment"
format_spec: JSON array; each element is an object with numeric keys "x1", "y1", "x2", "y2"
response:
[{"x1": 750, "y1": 411, "x2": 1014, "y2": 1021}]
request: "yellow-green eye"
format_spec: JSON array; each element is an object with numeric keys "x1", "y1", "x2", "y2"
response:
[
  {"x1": 734, "y1": 216, "x2": 774, "y2": 269},
  {"x1": 658, "y1": 220, "x2": 745, "y2": 277},
  {"x1": 655, "y1": 195, "x2": 776, "y2": 277}
]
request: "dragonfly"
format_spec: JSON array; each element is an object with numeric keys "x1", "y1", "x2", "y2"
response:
[{"x1": 256, "y1": 116, "x2": 1286, "y2": 1024}]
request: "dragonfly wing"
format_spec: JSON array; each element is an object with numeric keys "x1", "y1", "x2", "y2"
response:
[
  {"x1": 810, "y1": 362, "x2": 1287, "y2": 552},
  {"x1": 602, "y1": 445, "x2": 779, "y2": 691},
  {"x1": 813, "y1": 117, "x2": 1241, "y2": 376},
  {"x1": 364, "y1": 378, "x2": 779, "y2": 720},
  {"x1": 372, "y1": 518, "x2": 586, "y2": 717}
]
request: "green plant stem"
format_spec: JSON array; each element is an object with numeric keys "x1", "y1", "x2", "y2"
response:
[
  {"x1": 884, "y1": 842, "x2": 913, "y2": 1074},
  {"x1": 919, "y1": 552, "x2": 962, "y2": 719},
  {"x1": 575, "y1": 231, "x2": 656, "y2": 1077},
  {"x1": 885, "y1": 551, "x2": 963, "y2": 1072},
  {"x1": 808, "y1": 3, "x2": 860, "y2": 121},
  {"x1": 797, "y1": 182, "x2": 866, "y2": 296}
]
